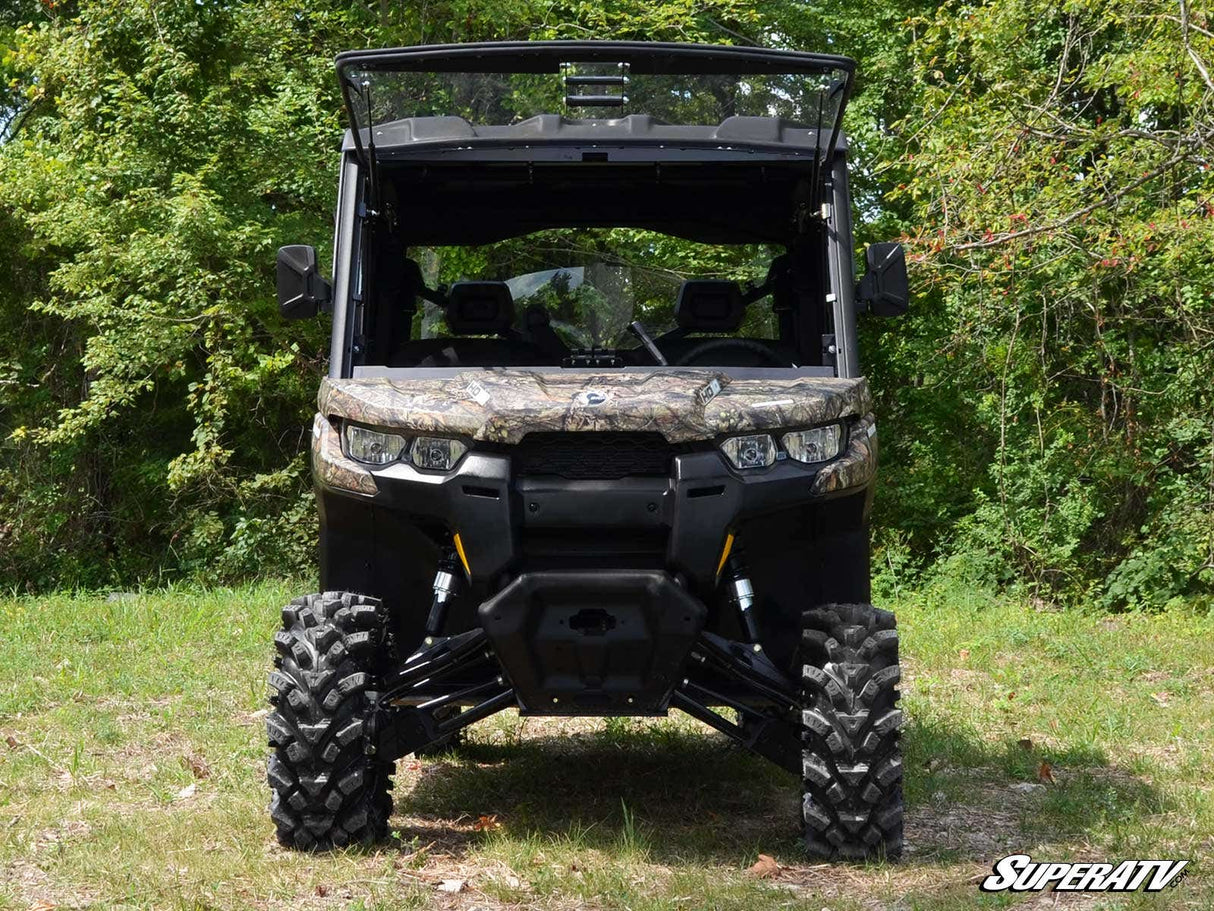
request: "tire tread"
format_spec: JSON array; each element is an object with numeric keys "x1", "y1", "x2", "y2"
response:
[
  {"x1": 266, "y1": 592, "x2": 393, "y2": 850},
  {"x1": 800, "y1": 602, "x2": 904, "y2": 861}
]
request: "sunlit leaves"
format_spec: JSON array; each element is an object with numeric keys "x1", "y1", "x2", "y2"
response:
[{"x1": 878, "y1": 0, "x2": 1214, "y2": 606}]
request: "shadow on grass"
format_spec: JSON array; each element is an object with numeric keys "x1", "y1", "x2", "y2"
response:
[
  {"x1": 389, "y1": 713, "x2": 1164, "y2": 868},
  {"x1": 903, "y1": 715, "x2": 1164, "y2": 862}
]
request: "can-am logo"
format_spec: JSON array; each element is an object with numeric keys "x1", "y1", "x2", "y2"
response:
[
  {"x1": 573, "y1": 390, "x2": 610, "y2": 407},
  {"x1": 980, "y1": 854, "x2": 1188, "y2": 893}
]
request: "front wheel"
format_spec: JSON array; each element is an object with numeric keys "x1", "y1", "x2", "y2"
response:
[
  {"x1": 800, "y1": 603, "x2": 904, "y2": 860},
  {"x1": 265, "y1": 592, "x2": 394, "y2": 850}
]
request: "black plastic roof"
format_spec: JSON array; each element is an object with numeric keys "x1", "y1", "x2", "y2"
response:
[{"x1": 336, "y1": 40, "x2": 855, "y2": 78}]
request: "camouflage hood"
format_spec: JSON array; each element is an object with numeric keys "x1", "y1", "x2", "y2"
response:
[{"x1": 319, "y1": 370, "x2": 871, "y2": 445}]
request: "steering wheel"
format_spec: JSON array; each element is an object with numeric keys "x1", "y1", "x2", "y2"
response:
[{"x1": 673, "y1": 338, "x2": 790, "y2": 367}]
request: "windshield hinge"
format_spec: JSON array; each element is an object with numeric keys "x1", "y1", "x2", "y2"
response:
[{"x1": 564, "y1": 348, "x2": 623, "y2": 369}]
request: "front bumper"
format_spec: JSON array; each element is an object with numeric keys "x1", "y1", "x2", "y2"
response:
[{"x1": 311, "y1": 412, "x2": 877, "y2": 590}]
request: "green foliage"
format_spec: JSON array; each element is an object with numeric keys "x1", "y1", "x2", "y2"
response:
[
  {"x1": 0, "y1": 0, "x2": 351, "y2": 585},
  {"x1": 0, "y1": 0, "x2": 776, "y2": 588},
  {"x1": 869, "y1": 0, "x2": 1214, "y2": 608},
  {"x1": 0, "y1": 0, "x2": 1209, "y2": 608}
]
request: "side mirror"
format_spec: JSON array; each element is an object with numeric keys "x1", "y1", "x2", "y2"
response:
[
  {"x1": 857, "y1": 242, "x2": 908, "y2": 317},
  {"x1": 277, "y1": 245, "x2": 331, "y2": 319}
]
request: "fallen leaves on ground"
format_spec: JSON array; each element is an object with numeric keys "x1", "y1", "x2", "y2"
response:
[
  {"x1": 1037, "y1": 761, "x2": 1056, "y2": 784},
  {"x1": 746, "y1": 854, "x2": 780, "y2": 878},
  {"x1": 474, "y1": 814, "x2": 501, "y2": 831},
  {"x1": 181, "y1": 754, "x2": 211, "y2": 779}
]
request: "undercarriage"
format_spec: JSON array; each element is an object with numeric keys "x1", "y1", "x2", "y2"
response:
[{"x1": 371, "y1": 607, "x2": 803, "y2": 775}]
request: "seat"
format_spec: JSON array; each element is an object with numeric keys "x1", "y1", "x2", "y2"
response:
[
  {"x1": 675, "y1": 280, "x2": 744, "y2": 332},
  {"x1": 446, "y1": 281, "x2": 515, "y2": 335}
]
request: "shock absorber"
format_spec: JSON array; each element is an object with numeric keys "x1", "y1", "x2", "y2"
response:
[
  {"x1": 424, "y1": 547, "x2": 463, "y2": 640},
  {"x1": 725, "y1": 551, "x2": 760, "y2": 643}
]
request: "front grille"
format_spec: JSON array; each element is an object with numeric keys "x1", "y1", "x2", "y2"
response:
[
  {"x1": 511, "y1": 432, "x2": 685, "y2": 480},
  {"x1": 521, "y1": 527, "x2": 669, "y2": 566}
]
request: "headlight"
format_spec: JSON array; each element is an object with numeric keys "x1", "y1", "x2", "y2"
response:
[
  {"x1": 719, "y1": 433, "x2": 777, "y2": 469},
  {"x1": 343, "y1": 424, "x2": 408, "y2": 465},
  {"x1": 782, "y1": 424, "x2": 844, "y2": 464},
  {"x1": 411, "y1": 435, "x2": 469, "y2": 471}
]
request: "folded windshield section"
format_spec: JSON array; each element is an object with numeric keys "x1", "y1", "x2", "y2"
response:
[{"x1": 337, "y1": 42, "x2": 853, "y2": 164}]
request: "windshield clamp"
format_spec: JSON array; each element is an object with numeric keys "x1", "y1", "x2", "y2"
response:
[
  {"x1": 563, "y1": 62, "x2": 630, "y2": 113},
  {"x1": 821, "y1": 334, "x2": 838, "y2": 367}
]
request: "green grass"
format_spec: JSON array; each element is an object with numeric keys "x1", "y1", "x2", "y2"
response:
[{"x1": 0, "y1": 580, "x2": 1210, "y2": 909}]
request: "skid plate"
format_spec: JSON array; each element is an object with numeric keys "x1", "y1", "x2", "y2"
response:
[{"x1": 478, "y1": 570, "x2": 706, "y2": 715}]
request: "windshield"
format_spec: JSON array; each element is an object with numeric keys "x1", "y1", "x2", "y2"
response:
[
  {"x1": 411, "y1": 230, "x2": 779, "y2": 350},
  {"x1": 356, "y1": 227, "x2": 794, "y2": 371},
  {"x1": 337, "y1": 42, "x2": 853, "y2": 157}
]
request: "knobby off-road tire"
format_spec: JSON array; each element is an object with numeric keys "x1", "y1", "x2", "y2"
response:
[
  {"x1": 800, "y1": 603, "x2": 904, "y2": 860},
  {"x1": 266, "y1": 592, "x2": 394, "y2": 850}
]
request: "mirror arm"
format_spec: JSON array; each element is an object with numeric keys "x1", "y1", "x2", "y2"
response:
[
  {"x1": 855, "y1": 273, "x2": 873, "y2": 313},
  {"x1": 277, "y1": 245, "x2": 332, "y2": 320},
  {"x1": 313, "y1": 274, "x2": 334, "y2": 314}
]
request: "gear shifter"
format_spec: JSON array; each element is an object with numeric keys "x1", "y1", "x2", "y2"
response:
[{"x1": 627, "y1": 320, "x2": 668, "y2": 366}]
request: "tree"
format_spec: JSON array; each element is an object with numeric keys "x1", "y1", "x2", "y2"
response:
[
  {"x1": 0, "y1": 0, "x2": 774, "y2": 586},
  {"x1": 874, "y1": 0, "x2": 1214, "y2": 607}
]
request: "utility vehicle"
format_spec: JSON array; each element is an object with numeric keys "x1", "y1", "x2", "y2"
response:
[{"x1": 270, "y1": 41, "x2": 909, "y2": 860}]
